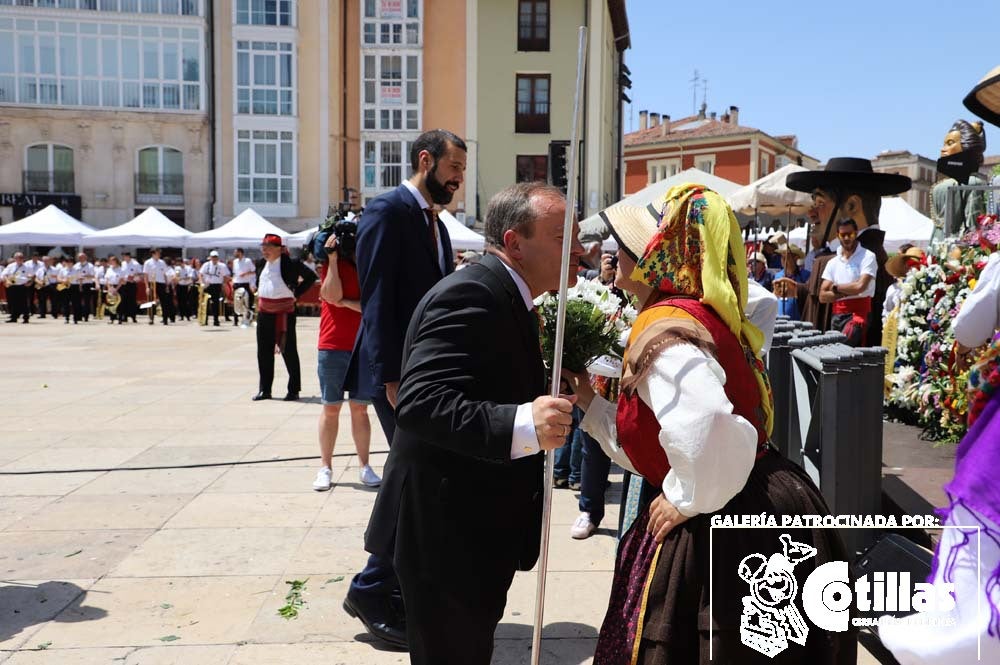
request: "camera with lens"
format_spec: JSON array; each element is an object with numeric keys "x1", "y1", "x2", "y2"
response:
[
  {"x1": 328, "y1": 219, "x2": 358, "y2": 262},
  {"x1": 312, "y1": 197, "x2": 359, "y2": 263}
]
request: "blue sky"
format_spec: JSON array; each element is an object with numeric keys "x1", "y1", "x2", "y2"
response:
[{"x1": 623, "y1": 0, "x2": 1000, "y2": 162}]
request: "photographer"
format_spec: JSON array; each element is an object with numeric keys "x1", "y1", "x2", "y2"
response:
[{"x1": 312, "y1": 226, "x2": 380, "y2": 491}]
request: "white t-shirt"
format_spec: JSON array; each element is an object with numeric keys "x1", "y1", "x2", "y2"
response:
[
  {"x1": 257, "y1": 258, "x2": 294, "y2": 299},
  {"x1": 821, "y1": 245, "x2": 877, "y2": 300}
]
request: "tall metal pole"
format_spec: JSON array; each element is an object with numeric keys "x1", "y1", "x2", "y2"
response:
[{"x1": 531, "y1": 25, "x2": 588, "y2": 665}]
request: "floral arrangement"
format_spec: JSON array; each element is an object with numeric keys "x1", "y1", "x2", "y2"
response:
[
  {"x1": 887, "y1": 215, "x2": 998, "y2": 443},
  {"x1": 534, "y1": 278, "x2": 638, "y2": 373}
]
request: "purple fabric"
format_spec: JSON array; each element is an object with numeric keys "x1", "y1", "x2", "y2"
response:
[
  {"x1": 943, "y1": 391, "x2": 1000, "y2": 530},
  {"x1": 932, "y1": 390, "x2": 1000, "y2": 637},
  {"x1": 593, "y1": 506, "x2": 659, "y2": 665}
]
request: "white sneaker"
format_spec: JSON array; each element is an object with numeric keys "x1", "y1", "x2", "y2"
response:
[
  {"x1": 312, "y1": 467, "x2": 333, "y2": 491},
  {"x1": 359, "y1": 465, "x2": 382, "y2": 488},
  {"x1": 570, "y1": 512, "x2": 596, "y2": 540}
]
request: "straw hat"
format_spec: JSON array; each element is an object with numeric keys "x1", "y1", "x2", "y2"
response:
[
  {"x1": 767, "y1": 232, "x2": 787, "y2": 246},
  {"x1": 885, "y1": 247, "x2": 925, "y2": 278},
  {"x1": 599, "y1": 202, "x2": 659, "y2": 261},
  {"x1": 964, "y1": 65, "x2": 1000, "y2": 128},
  {"x1": 778, "y1": 243, "x2": 805, "y2": 258},
  {"x1": 750, "y1": 252, "x2": 768, "y2": 264}
]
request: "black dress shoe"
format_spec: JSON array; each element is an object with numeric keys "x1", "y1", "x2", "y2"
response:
[
  {"x1": 343, "y1": 590, "x2": 408, "y2": 650},
  {"x1": 251, "y1": 392, "x2": 272, "y2": 401},
  {"x1": 283, "y1": 392, "x2": 299, "y2": 402}
]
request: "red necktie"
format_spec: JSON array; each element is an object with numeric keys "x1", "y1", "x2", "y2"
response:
[{"x1": 424, "y1": 208, "x2": 439, "y2": 267}]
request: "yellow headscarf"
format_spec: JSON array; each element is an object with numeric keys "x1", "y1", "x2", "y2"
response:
[{"x1": 632, "y1": 183, "x2": 774, "y2": 435}]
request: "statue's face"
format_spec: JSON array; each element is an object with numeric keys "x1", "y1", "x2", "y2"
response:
[{"x1": 941, "y1": 130, "x2": 964, "y2": 157}]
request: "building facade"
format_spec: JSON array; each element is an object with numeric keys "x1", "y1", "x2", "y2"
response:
[
  {"x1": 870, "y1": 150, "x2": 939, "y2": 217},
  {"x1": 623, "y1": 107, "x2": 819, "y2": 195},
  {"x1": 469, "y1": 0, "x2": 629, "y2": 223},
  {"x1": 0, "y1": 0, "x2": 211, "y2": 230}
]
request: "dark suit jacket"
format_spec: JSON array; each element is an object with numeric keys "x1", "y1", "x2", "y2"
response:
[
  {"x1": 253, "y1": 255, "x2": 317, "y2": 299},
  {"x1": 365, "y1": 254, "x2": 547, "y2": 582},
  {"x1": 347, "y1": 184, "x2": 454, "y2": 391}
]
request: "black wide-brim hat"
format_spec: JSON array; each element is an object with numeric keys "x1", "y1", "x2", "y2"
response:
[
  {"x1": 964, "y1": 65, "x2": 1000, "y2": 128},
  {"x1": 785, "y1": 157, "x2": 911, "y2": 196}
]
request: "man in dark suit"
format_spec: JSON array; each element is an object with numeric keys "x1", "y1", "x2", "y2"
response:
[
  {"x1": 363, "y1": 182, "x2": 582, "y2": 664},
  {"x1": 343, "y1": 129, "x2": 465, "y2": 649},
  {"x1": 251, "y1": 234, "x2": 317, "y2": 401}
]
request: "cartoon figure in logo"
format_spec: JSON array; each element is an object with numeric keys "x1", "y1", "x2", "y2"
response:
[{"x1": 738, "y1": 533, "x2": 817, "y2": 658}]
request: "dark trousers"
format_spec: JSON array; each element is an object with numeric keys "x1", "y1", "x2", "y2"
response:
[
  {"x1": 6, "y1": 285, "x2": 29, "y2": 321},
  {"x1": 175, "y1": 284, "x2": 191, "y2": 319},
  {"x1": 256, "y1": 310, "x2": 300, "y2": 394},
  {"x1": 80, "y1": 284, "x2": 95, "y2": 320},
  {"x1": 351, "y1": 384, "x2": 401, "y2": 601},
  {"x1": 37, "y1": 284, "x2": 56, "y2": 317},
  {"x1": 206, "y1": 284, "x2": 223, "y2": 324},
  {"x1": 120, "y1": 282, "x2": 138, "y2": 321},
  {"x1": 151, "y1": 283, "x2": 173, "y2": 324},
  {"x1": 578, "y1": 427, "x2": 612, "y2": 526},
  {"x1": 66, "y1": 285, "x2": 83, "y2": 322}
]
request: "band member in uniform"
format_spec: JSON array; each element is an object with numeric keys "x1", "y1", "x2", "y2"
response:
[
  {"x1": 120, "y1": 252, "x2": 141, "y2": 323},
  {"x1": 92, "y1": 257, "x2": 106, "y2": 318},
  {"x1": 143, "y1": 248, "x2": 173, "y2": 325},
  {"x1": 164, "y1": 257, "x2": 178, "y2": 323},
  {"x1": 104, "y1": 255, "x2": 126, "y2": 325},
  {"x1": 2, "y1": 252, "x2": 33, "y2": 323},
  {"x1": 232, "y1": 247, "x2": 256, "y2": 327},
  {"x1": 73, "y1": 252, "x2": 97, "y2": 322},
  {"x1": 176, "y1": 258, "x2": 195, "y2": 321},
  {"x1": 199, "y1": 250, "x2": 230, "y2": 326},
  {"x1": 252, "y1": 233, "x2": 317, "y2": 401},
  {"x1": 36, "y1": 256, "x2": 59, "y2": 318}
]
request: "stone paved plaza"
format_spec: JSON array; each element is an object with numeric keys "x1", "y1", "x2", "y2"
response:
[{"x1": 0, "y1": 317, "x2": 883, "y2": 664}]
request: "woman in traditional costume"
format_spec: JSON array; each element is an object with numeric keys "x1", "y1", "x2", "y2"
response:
[{"x1": 565, "y1": 184, "x2": 855, "y2": 664}]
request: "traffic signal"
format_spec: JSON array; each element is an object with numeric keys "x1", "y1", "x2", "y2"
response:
[{"x1": 548, "y1": 140, "x2": 570, "y2": 191}]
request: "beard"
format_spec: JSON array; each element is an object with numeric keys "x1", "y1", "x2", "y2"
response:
[{"x1": 425, "y1": 160, "x2": 459, "y2": 205}]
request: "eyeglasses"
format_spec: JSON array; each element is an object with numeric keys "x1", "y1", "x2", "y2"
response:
[{"x1": 838, "y1": 232, "x2": 856, "y2": 240}]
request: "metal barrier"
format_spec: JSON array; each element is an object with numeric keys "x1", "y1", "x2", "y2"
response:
[{"x1": 766, "y1": 324, "x2": 887, "y2": 557}]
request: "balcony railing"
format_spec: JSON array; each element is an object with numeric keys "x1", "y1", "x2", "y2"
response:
[
  {"x1": 24, "y1": 170, "x2": 75, "y2": 194},
  {"x1": 135, "y1": 173, "x2": 184, "y2": 205}
]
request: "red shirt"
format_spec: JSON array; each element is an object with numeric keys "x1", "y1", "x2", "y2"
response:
[{"x1": 318, "y1": 261, "x2": 362, "y2": 351}]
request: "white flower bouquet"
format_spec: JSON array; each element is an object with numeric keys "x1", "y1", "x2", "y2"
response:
[{"x1": 534, "y1": 278, "x2": 637, "y2": 373}]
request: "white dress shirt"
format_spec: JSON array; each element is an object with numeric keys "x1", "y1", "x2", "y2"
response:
[
  {"x1": 232, "y1": 256, "x2": 256, "y2": 286},
  {"x1": 73, "y1": 262, "x2": 96, "y2": 284},
  {"x1": 2, "y1": 262, "x2": 33, "y2": 285},
  {"x1": 581, "y1": 341, "x2": 758, "y2": 517},
  {"x1": 122, "y1": 259, "x2": 141, "y2": 282},
  {"x1": 746, "y1": 280, "x2": 778, "y2": 355},
  {"x1": 402, "y1": 179, "x2": 446, "y2": 275},
  {"x1": 257, "y1": 258, "x2": 294, "y2": 299},
  {"x1": 103, "y1": 266, "x2": 123, "y2": 287},
  {"x1": 953, "y1": 252, "x2": 1000, "y2": 348},
  {"x1": 199, "y1": 260, "x2": 230, "y2": 284},
  {"x1": 143, "y1": 258, "x2": 168, "y2": 284}
]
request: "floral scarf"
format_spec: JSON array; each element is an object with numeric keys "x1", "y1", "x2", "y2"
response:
[{"x1": 631, "y1": 183, "x2": 774, "y2": 436}]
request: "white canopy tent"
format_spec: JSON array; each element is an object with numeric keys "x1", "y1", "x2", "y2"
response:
[
  {"x1": 0, "y1": 205, "x2": 96, "y2": 246},
  {"x1": 789, "y1": 197, "x2": 934, "y2": 253},
  {"x1": 580, "y1": 168, "x2": 742, "y2": 241},
  {"x1": 82, "y1": 207, "x2": 194, "y2": 247},
  {"x1": 439, "y1": 210, "x2": 485, "y2": 251},
  {"x1": 727, "y1": 164, "x2": 812, "y2": 217},
  {"x1": 185, "y1": 208, "x2": 288, "y2": 249}
]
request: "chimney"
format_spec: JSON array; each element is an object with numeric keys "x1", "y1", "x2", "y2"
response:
[
  {"x1": 698, "y1": 102, "x2": 707, "y2": 120},
  {"x1": 729, "y1": 105, "x2": 739, "y2": 125},
  {"x1": 650, "y1": 112, "x2": 660, "y2": 127},
  {"x1": 639, "y1": 110, "x2": 648, "y2": 130},
  {"x1": 661, "y1": 114, "x2": 670, "y2": 136}
]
